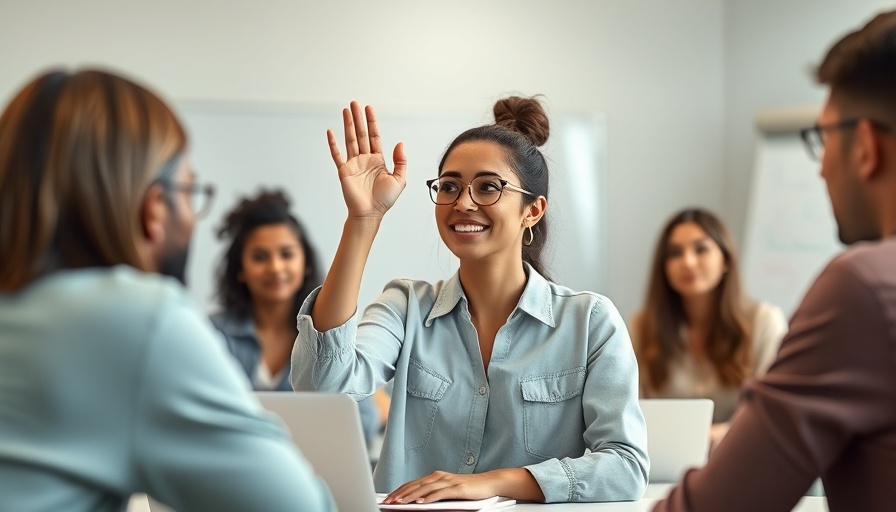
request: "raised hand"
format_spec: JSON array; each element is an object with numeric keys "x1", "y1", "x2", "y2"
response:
[{"x1": 327, "y1": 101, "x2": 407, "y2": 220}]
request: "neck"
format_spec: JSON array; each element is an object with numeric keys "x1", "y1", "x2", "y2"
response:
[
  {"x1": 252, "y1": 299, "x2": 295, "y2": 332},
  {"x1": 681, "y1": 292, "x2": 716, "y2": 327},
  {"x1": 458, "y1": 259, "x2": 528, "y2": 325}
]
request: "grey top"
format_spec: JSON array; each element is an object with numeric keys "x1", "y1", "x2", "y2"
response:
[
  {"x1": 655, "y1": 235, "x2": 896, "y2": 512},
  {"x1": 291, "y1": 264, "x2": 649, "y2": 503},
  {"x1": 0, "y1": 267, "x2": 333, "y2": 512}
]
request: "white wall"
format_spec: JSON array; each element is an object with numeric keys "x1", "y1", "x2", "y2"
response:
[
  {"x1": 0, "y1": 0, "x2": 726, "y2": 318},
  {"x1": 723, "y1": 0, "x2": 894, "y2": 245}
]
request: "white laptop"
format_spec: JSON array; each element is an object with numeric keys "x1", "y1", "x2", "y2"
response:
[
  {"x1": 146, "y1": 392, "x2": 378, "y2": 512},
  {"x1": 640, "y1": 398, "x2": 714, "y2": 483},
  {"x1": 256, "y1": 391, "x2": 380, "y2": 512}
]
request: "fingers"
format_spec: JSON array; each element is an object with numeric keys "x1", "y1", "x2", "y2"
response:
[
  {"x1": 367, "y1": 105, "x2": 382, "y2": 155},
  {"x1": 351, "y1": 101, "x2": 370, "y2": 154},
  {"x1": 384, "y1": 472, "x2": 456, "y2": 504},
  {"x1": 326, "y1": 129, "x2": 345, "y2": 168},
  {"x1": 392, "y1": 142, "x2": 407, "y2": 182},
  {"x1": 342, "y1": 107, "x2": 359, "y2": 159}
]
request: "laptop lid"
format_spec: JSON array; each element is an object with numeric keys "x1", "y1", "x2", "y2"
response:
[
  {"x1": 255, "y1": 392, "x2": 379, "y2": 512},
  {"x1": 640, "y1": 398, "x2": 714, "y2": 483}
]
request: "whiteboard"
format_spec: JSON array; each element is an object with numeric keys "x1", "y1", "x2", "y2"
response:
[
  {"x1": 175, "y1": 101, "x2": 607, "y2": 312},
  {"x1": 741, "y1": 130, "x2": 842, "y2": 317}
]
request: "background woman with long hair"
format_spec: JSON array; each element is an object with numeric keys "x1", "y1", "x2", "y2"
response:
[{"x1": 631, "y1": 208, "x2": 787, "y2": 448}]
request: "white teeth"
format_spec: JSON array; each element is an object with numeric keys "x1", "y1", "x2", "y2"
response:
[{"x1": 454, "y1": 224, "x2": 485, "y2": 232}]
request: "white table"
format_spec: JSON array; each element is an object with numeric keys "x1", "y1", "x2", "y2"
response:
[{"x1": 126, "y1": 484, "x2": 829, "y2": 511}]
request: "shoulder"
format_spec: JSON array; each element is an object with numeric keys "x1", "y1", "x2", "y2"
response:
[
  {"x1": 42, "y1": 266, "x2": 196, "y2": 328},
  {"x1": 749, "y1": 301, "x2": 787, "y2": 327},
  {"x1": 209, "y1": 310, "x2": 254, "y2": 339},
  {"x1": 547, "y1": 280, "x2": 621, "y2": 317}
]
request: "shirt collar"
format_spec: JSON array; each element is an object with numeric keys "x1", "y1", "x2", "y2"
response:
[{"x1": 424, "y1": 262, "x2": 555, "y2": 328}]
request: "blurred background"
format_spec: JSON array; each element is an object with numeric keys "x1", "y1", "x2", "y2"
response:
[{"x1": 1, "y1": 0, "x2": 891, "y2": 318}]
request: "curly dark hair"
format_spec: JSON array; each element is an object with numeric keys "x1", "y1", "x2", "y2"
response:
[{"x1": 214, "y1": 189, "x2": 323, "y2": 325}]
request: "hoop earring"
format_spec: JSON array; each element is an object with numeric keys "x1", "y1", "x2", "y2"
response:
[{"x1": 523, "y1": 225, "x2": 534, "y2": 246}]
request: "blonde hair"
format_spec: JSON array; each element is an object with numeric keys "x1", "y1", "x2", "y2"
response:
[{"x1": 0, "y1": 69, "x2": 186, "y2": 292}]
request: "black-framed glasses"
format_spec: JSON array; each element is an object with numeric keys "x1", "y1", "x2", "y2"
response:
[
  {"x1": 799, "y1": 117, "x2": 891, "y2": 161},
  {"x1": 426, "y1": 175, "x2": 535, "y2": 206},
  {"x1": 158, "y1": 181, "x2": 216, "y2": 219}
]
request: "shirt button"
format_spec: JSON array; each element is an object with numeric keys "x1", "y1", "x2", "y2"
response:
[
  {"x1": 465, "y1": 454, "x2": 476, "y2": 465},
  {"x1": 478, "y1": 386, "x2": 487, "y2": 395}
]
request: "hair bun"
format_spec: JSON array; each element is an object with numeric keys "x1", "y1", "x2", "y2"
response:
[{"x1": 493, "y1": 95, "x2": 549, "y2": 147}]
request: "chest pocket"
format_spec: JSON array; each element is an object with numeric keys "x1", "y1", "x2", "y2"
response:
[
  {"x1": 404, "y1": 358, "x2": 451, "y2": 451},
  {"x1": 520, "y1": 367, "x2": 586, "y2": 459}
]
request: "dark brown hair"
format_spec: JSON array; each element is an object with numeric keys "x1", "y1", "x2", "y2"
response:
[
  {"x1": 0, "y1": 69, "x2": 186, "y2": 292},
  {"x1": 635, "y1": 208, "x2": 753, "y2": 391},
  {"x1": 214, "y1": 189, "x2": 323, "y2": 324},
  {"x1": 816, "y1": 10, "x2": 896, "y2": 121},
  {"x1": 438, "y1": 95, "x2": 552, "y2": 279}
]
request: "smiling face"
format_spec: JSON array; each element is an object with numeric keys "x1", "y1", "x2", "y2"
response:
[
  {"x1": 663, "y1": 221, "x2": 728, "y2": 299},
  {"x1": 238, "y1": 223, "x2": 306, "y2": 306},
  {"x1": 435, "y1": 141, "x2": 534, "y2": 267}
]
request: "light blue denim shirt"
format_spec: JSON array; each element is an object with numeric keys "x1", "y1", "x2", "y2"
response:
[
  {"x1": 0, "y1": 267, "x2": 334, "y2": 512},
  {"x1": 291, "y1": 265, "x2": 649, "y2": 502}
]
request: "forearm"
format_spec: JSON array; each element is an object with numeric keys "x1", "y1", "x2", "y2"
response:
[{"x1": 311, "y1": 216, "x2": 381, "y2": 331}]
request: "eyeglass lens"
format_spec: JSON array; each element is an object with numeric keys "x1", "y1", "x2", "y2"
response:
[{"x1": 429, "y1": 176, "x2": 505, "y2": 206}]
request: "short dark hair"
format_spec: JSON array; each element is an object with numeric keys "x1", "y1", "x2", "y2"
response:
[
  {"x1": 214, "y1": 189, "x2": 322, "y2": 322},
  {"x1": 816, "y1": 10, "x2": 896, "y2": 121},
  {"x1": 438, "y1": 96, "x2": 553, "y2": 280}
]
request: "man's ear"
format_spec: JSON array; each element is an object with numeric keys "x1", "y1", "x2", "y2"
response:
[
  {"x1": 854, "y1": 119, "x2": 882, "y2": 181},
  {"x1": 141, "y1": 183, "x2": 169, "y2": 244},
  {"x1": 524, "y1": 196, "x2": 548, "y2": 227}
]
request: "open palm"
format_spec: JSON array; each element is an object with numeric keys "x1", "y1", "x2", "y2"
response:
[{"x1": 327, "y1": 101, "x2": 407, "y2": 219}]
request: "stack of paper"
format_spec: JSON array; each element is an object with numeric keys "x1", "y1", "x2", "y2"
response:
[{"x1": 375, "y1": 494, "x2": 516, "y2": 511}]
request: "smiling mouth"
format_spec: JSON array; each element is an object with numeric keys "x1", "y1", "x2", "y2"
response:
[{"x1": 453, "y1": 224, "x2": 488, "y2": 232}]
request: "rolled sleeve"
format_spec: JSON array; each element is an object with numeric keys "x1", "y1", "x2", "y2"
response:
[{"x1": 290, "y1": 283, "x2": 406, "y2": 398}]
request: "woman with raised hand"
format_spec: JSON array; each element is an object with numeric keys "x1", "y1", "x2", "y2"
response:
[
  {"x1": 631, "y1": 208, "x2": 787, "y2": 450},
  {"x1": 211, "y1": 189, "x2": 381, "y2": 446},
  {"x1": 291, "y1": 97, "x2": 648, "y2": 503}
]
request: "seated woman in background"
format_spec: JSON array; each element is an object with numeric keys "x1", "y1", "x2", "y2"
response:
[
  {"x1": 211, "y1": 190, "x2": 381, "y2": 446},
  {"x1": 631, "y1": 208, "x2": 787, "y2": 450}
]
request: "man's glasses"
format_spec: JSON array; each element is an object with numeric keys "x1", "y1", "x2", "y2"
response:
[
  {"x1": 158, "y1": 181, "x2": 216, "y2": 219},
  {"x1": 426, "y1": 175, "x2": 535, "y2": 206},
  {"x1": 799, "y1": 117, "x2": 891, "y2": 161}
]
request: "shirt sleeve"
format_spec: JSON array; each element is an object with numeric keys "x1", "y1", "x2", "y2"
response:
[
  {"x1": 133, "y1": 297, "x2": 335, "y2": 512},
  {"x1": 290, "y1": 283, "x2": 407, "y2": 398},
  {"x1": 653, "y1": 257, "x2": 896, "y2": 512},
  {"x1": 525, "y1": 298, "x2": 650, "y2": 502}
]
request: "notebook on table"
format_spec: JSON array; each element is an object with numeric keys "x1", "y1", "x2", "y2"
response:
[{"x1": 639, "y1": 398, "x2": 714, "y2": 483}]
